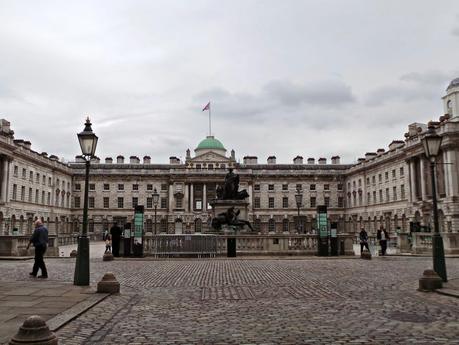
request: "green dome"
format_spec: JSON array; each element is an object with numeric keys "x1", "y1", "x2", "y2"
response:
[{"x1": 196, "y1": 136, "x2": 226, "y2": 151}]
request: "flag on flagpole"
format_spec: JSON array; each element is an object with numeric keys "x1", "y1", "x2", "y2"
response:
[{"x1": 202, "y1": 101, "x2": 210, "y2": 111}]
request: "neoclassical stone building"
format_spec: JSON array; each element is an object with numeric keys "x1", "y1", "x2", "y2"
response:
[{"x1": 1, "y1": 79, "x2": 459, "y2": 253}]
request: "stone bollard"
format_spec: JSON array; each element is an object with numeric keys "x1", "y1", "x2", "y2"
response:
[
  {"x1": 9, "y1": 315, "x2": 58, "y2": 345},
  {"x1": 69, "y1": 250, "x2": 77, "y2": 258},
  {"x1": 103, "y1": 252, "x2": 114, "y2": 261},
  {"x1": 97, "y1": 272, "x2": 120, "y2": 294},
  {"x1": 418, "y1": 269, "x2": 443, "y2": 292}
]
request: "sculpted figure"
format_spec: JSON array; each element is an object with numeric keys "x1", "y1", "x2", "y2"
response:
[
  {"x1": 211, "y1": 207, "x2": 254, "y2": 231},
  {"x1": 218, "y1": 168, "x2": 249, "y2": 200}
]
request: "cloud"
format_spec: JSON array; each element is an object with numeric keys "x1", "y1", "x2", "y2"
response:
[{"x1": 453, "y1": 27, "x2": 459, "y2": 36}]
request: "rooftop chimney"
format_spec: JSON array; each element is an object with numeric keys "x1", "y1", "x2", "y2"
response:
[
  {"x1": 243, "y1": 156, "x2": 258, "y2": 165},
  {"x1": 130, "y1": 156, "x2": 140, "y2": 164},
  {"x1": 267, "y1": 156, "x2": 276, "y2": 164},
  {"x1": 105, "y1": 157, "x2": 113, "y2": 164},
  {"x1": 117, "y1": 155, "x2": 124, "y2": 164},
  {"x1": 307, "y1": 158, "x2": 315, "y2": 165},
  {"x1": 143, "y1": 156, "x2": 151, "y2": 164},
  {"x1": 365, "y1": 152, "x2": 377, "y2": 160},
  {"x1": 388, "y1": 140, "x2": 404, "y2": 150},
  {"x1": 318, "y1": 158, "x2": 326, "y2": 165},
  {"x1": 331, "y1": 156, "x2": 340, "y2": 164},
  {"x1": 293, "y1": 156, "x2": 303, "y2": 164}
]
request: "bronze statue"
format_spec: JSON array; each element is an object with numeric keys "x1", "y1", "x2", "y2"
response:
[
  {"x1": 211, "y1": 207, "x2": 254, "y2": 231},
  {"x1": 216, "y1": 168, "x2": 249, "y2": 200}
]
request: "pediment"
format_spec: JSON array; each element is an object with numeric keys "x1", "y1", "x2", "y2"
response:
[{"x1": 191, "y1": 152, "x2": 230, "y2": 163}]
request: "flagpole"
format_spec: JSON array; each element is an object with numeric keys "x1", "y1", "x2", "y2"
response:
[{"x1": 208, "y1": 102, "x2": 211, "y2": 136}]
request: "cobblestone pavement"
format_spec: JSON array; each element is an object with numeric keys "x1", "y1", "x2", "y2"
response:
[{"x1": 1, "y1": 257, "x2": 459, "y2": 344}]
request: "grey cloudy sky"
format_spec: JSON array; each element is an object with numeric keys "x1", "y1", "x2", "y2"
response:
[{"x1": 1, "y1": 0, "x2": 459, "y2": 164}]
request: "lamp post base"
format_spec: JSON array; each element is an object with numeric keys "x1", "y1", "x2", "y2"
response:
[
  {"x1": 432, "y1": 233, "x2": 447, "y2": 282},
  {"x1": 74, "y1": 236, "x2": 90, "y2": 286}
]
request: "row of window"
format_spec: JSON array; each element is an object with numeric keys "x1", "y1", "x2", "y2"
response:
[
  {"x1": 13, "y1": 166, "x2": 69, "y2": 190},
  {"x1": 12, "y1": 184, "x2": 70, "y2": 207},
  {"x1": 75, "y1": 196, "x2": 169, "y2": 209},
  {"x1": 253, "y1": 196, "x2": 344, "y2": 209},
  {"x1": 75, "y1": 183, "x2": 169, "y2": 192},
  {"x1": 254, "y1": 183, "x2": 343, "y2": 192},
  {"x1": 349, "y1": 167, "x2": 405, "y2": 190},
  {"x1": 348, "y1": 185, "x2": 406, "y2": 207}
]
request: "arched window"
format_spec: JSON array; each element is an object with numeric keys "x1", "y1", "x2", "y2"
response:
[
  {"x1": 160, "y1": 218, "x2": 168, "y2": 233},
  {"x1": 282, "y1": 219, "x2": 289, "y2": 232},
  {"x1": 195, "y1": 218, "x2": 202, "y2": 233},
  {"x1": 268, "y1": 218, "x2": 276, "y2": 232}
]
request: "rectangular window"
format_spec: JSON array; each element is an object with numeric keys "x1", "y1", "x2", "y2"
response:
[
  {"x1": 28, "y1": 187, "x2": 32, "y2": 202},
  {"x1": 147, "y1": 184, "x2": 153, "y2": 191},
  {"x1": 75, "y1": 183, "x2": 81, "y2": 191},
  {"x1": 29, "y1": 171, "x2": 33, "y2": 182},
  {"x1": 195, "y1": 164, "x2": 201, "y2": 170},
  {"x1": 324, "y1": 197, "x2": 330, "y2": 207},
  {"x1": 13, "y1": 165, "x2": 18, "y2": 176},
  {"x1": 132, "y1": 184, "x2": 139, "y2": 191},
  {"x1": 373, "y1": 191, "x2": 377, "y2": 203},
  {"x1": 160, "y1": 197, "x2": 167, "y2": 209},
  {"x1": 310, "y1": 197, "x2": 316, "y2": 208},
  {"x1": 48, "y1": 177, "x2": 52, "y2": 186},
  {"x1": 282, "y1": 184, "x2": 288, "y2": 191},
  {"x1": 366, "y1": 177, "x2": 370, "y2": 185},
  {"x1": 132, "y1": 197, "x2": 138, "y2": 207},
  {"x1": 20, "y1": 186, "x2": 25, "y2": 201},
  {"x1": 35, "y1": 189, "x2": 39, "y2": 203},
  {"x1": 41, "y1": 191, "x2": 45, "y2": 204},
  {"x1": 22, "y1": 168, "x2": 26, "y2": 179},
  {"x1": 386, "y1": 188, "x2": 390, "y2": 202},
  {"x1": 268, "y1": 184, "x2": 274, "y2": 191},
  {"x1": 310, "y1": 184, "x2": 316, "y2": 191},
  {"x1": 75, "y1": 197, "x2": 81, "y2": 208},
  {"x1": 254, "y1": 197, "x2": 260, "y2": 208},
  {"x1": 36, "y1": 173, "x2": 40, "y2": 183},
  {"x1": 47, "y1": 192, "x2": 51, "y2": 205},
  {"x1": 283, "y1": 220, "x2": 289, "y2": 232},
  {"x1": 367, "y1": 192, "x2": 371, "y2": 204},
  {"x1": 254, "y1": 184, "x2": 260, "y2": 191},
  {"x1": 282, "y1": 197, "x2": 288, "y2": 208},
  {"x1": 372, "y1": 176, "x2": 376, "y2": 184},
  {"x1": 42, "y1": 175, "x2": 46, "y2": 185},
  {"x1": 337, "y1": 183, "x2": 343, "y2": 191},
  {"x1": 401, "y1": 184, "x2": 405, "y2": 199},
  {"x1": 118, "y1": 184, "x2": 124, "y2": 191},
  {"x1": 176, "y1": 198, "x2": 183, "y2": 209},
  {"x1": 161, "y1": 184, "x2": 168, "y2": 191},
  {"x1": 400, "y1": 167, "x2": 404, "y2": 176},
  {"x1": 89, "y1": 183, "x2": 95, "y2": 191},
  {"x1": 378, "y1": 174, "x2": 382, "y2": 183},
  {"x1": 89, "y1": 197, "x2": 95, "y2": 208},
  {"x1": 117, "y1": 197, "x2": 124, "y2": 208},
  {"x1": 146, "y1": 197, "x2": 153, "y2": 208},
  {"x1": 338, "y1": 196, "x2": 344, "y2": 208},
  {"x1": 392, "y1": 169, "x2": 396, "y2": 178},
  {"x1": 103, "y1": 197, "x2": 109, "y2": 208},
  {"x1": 12, "y1": 184, "x2": 17, "y2": 200},
  {"x1": 379, "y1": 190, "x2": 383, "y2": 202},
  {"x1": 358, "y1": 179, "x2": 361, "y2": 187},
  {"x1": 103, "y1": 184, "x2": 110, "y2": 191},
  {"x1": 385, "y1": 172, "x2": 389, "y2": 180},
  {"x1": 296, "y1": 184, "x2": 302, "y2": 191},
  {"x1": 393, "y1": 186, "x2": 397, "y2": 201},
  {"x1": 324, "y1": 184, "x2": 330, "y2": 191},
  {"x1": 268, "y1": 197, "x2": 274, "y2": 208}
]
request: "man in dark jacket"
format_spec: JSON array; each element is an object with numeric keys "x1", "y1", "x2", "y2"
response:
[
  {"x1": 359, "y1": 227, "x2": 370, "y2": 254},
  {"x1": 110, "y1": 223, "x2": 122, "y2": 257},
  {"x1": 377, "y1": 226, "x2": 389, "y2": 256},
  {"x1": 27, "y1": 219, "x2": 48, "y2": 278}
]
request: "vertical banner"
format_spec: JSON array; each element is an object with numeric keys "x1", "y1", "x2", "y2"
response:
[
  {"x1": 134, "y1": 205, "x2": 144, "y2": 257},
  {"x1": 317, "y1": 205, "x2": 329, "y2": 256}
]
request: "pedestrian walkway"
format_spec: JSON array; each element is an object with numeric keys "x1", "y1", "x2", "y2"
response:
[{"x1": 0, "y1": 280, "x2": 107, "y2": 344}]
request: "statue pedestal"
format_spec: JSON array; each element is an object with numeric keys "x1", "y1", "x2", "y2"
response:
[{"x1": 211, "y1": 200, "x2": 249, "y2": 221}]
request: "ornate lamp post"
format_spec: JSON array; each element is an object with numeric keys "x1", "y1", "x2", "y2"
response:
[
  {"x1": 152, "y1": 188, "x2": 159, "y2": 235},
  {"x1": 421, "y1": 124, "x2": 447, "y2": 282},
  {"x1": 295, "y1": 186, "x2": 303, "y2": 233},
  {"x1": 74, "y1": 118, "x2": 98, "y2": 286}
]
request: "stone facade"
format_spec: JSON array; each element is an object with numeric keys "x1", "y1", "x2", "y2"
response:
[{"x1": 1, "y1": 81, "x2": 459, "y2": 253}]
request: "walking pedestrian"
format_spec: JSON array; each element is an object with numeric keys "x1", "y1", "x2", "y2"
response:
[
  {"x1": 359, "y1": 227, "x2": 370, "y2": 254},
  {"x1": 26, "y1": 219, "x2": 48, "y2": 278},
  {"x1": 105, "y1": 235, "x2": 112, "y2": 254},
  {"x1": 110, "y1": 223, "x2": 122, "y2": 257},
  {"x1": 377, "y1": 226, "x2": 389, "y2": 256}
]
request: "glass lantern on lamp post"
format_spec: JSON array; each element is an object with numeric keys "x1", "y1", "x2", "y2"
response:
[
  {"x1": 74, "y1": 117, "x2": 98, "y2": 286},
  {"x1": 421, "y1": 124, "x2": 447, "y2": 282}
]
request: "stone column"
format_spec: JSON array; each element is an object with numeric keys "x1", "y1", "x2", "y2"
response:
[
  {"x1": 190, "y1": 184, "x2": 194, "y2": 211},
  {"x1": 248, "y1": 184, "x2": 253, "y2": 209},
  {"x1": 419, "y1": 158, "x2": 427, "y2": 200},
  {"x1": 184, "y1": 183, "x2": 189, "y2": 212},
  {"x1": 445, "y1": 150, "x2": 458, "y2": 197},
  {"x1": 203, "y1": 183, "x2": 207, "y2": 211},
  {"x1": 168, "y1": 184, "x2": 174, "y2": 211},
  {"x1": 409, "y1": 160, "x2": 416, "y2": 202}
]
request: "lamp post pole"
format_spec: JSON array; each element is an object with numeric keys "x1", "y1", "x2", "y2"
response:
[
  {"x1": 74, "y1": 118, "x2": 98, "y2": 286},
  {"x1": 421, "y1": 124, "x2": 447, "y2": 282}
]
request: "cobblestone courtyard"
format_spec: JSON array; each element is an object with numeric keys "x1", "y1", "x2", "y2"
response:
[{"x1": 1, "y1": 256, "x2": 459, "y2": 344}]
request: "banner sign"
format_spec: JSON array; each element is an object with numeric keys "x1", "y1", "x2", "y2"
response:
[
  {"x1": 317, "y1": 206, "x2": 328, "y2": 238},
  {"x1": 134, "y1": 205, "x2": 145, "y2": 242}
]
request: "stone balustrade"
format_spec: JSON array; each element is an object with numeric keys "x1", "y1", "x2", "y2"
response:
[{"x1": 0, "y1": 236, "x2": 58, "y2": 256}]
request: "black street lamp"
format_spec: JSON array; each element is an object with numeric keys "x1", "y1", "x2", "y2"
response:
[
  {"x1": 152, "y1": 188, "x2": 159, "y2": 235},
  {"x1": 421, "y1": 124, "x2": 447, "y2": 282},
  {"x1": 295, "y1": 186, "x2": 303, "y2": 233},
  {"x1": 74, "y1": 118, "x2": 98, "y2": 286}
]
